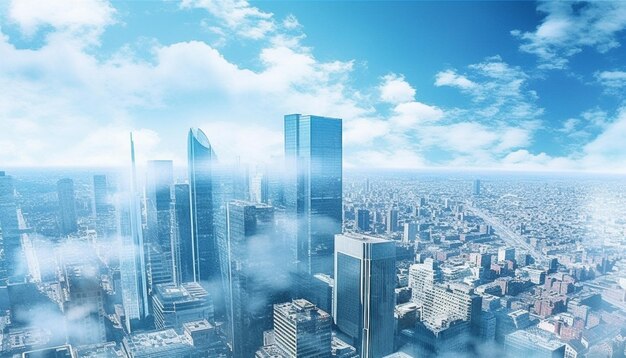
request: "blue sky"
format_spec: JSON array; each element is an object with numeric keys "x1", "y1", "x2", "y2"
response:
[{"x1": 1, "y1": 1, "x2": 625, "y2": 172}]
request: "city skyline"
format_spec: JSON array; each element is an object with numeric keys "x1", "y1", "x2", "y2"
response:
[
  {"x1": 1, "y1": 1, "x2": 626, "y2": 172},
  {"x1": 0, "y1": 1, "x2": 625, "y2": 358}
]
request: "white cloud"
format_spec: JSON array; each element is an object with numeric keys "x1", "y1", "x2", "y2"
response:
[
  {"x1": 390, "y1": 101, "x2": 444, "y2": 128},
  {"x1": 7, "y1": 0, "x2": 116, "y2": 42},
  {"x1": 512, "y1": 1, "x2": 626, "y2": 69},
  {"x1": 434, "y1": 69, "x2": 476, "y2": 90},
  {"x1": 182, "y1": 0, "x2": 275, "y2": 40},
  {"x1": 595, "y1": 70, "x2": 626, "y2": 93},
  {"x1": 379, "y1": 74, "x2": 416, "y2": 104}
]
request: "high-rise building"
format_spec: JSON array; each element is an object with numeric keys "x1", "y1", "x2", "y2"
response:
[
  {"x1": 473, "y1": 179, "x2": 481, "y2": 196},
  {"x1": 273, "y1": 299, "x2": 332, "y2": 357},
  {"x1": 355, "y1": 209, "x2": 370, "y2": 232},
  {"x1": 145, "y1": 160, "x2": 174, "y2": 293},
  {"x1": 187, "y1": 128, "x2": 217, "y2": 284},
  {"x1": 93, "y1": 174, "x2": 109, "y2": 216},
  {"x1": 119, "y1": 133, "x2": 149, "y2": 332},
  {"x1": 0, "y1": 171, "x2": 24, "y2": 284},
  {"x1": 57, "y1": 178, "x2": 78, "y2": 235},
  {"x1": 334, "y1": 233, "x2": 395, "y2": 358},
  {"x1": 146, "y1": 160, "x2": 173, "y2": 249},
  {"x1": 173, "y1": 183, "x2": 193, "y2": 284},
  {"x1": 220, "y1": 200, "x2": 282, "y2": 358},
  {"x1": 93, "y1": 174, "x2": 116, "y2": 239},
  {"x1": 403, "y1": 222, "x2": 418, "y2": 243},
  {"x1": 284, "y1": 114, "x2": 342, "y2": 279},
  {"x1": 386, "y1": 208, "x2": 398, "y2": 233},
  {"x1": 152, "y1": 282, "x2": 214, "y2": 330}
]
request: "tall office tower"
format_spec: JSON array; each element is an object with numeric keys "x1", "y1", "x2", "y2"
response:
[
  {"x1": 152, "y1": 282, "x2": 214, "y2": 330},
  {"x1": 403, "y1": 222, "x2": 418, "y2": 243},
  {"x1": 173, "y1": 183, "x2": 193, "y2": 283},
  {"x1": 334, "y1": 233, "x2": 395, "y2": 358},
  {"x1": 220, "y1": 201, "x2": 283, "y2": 358},
  {"x1": 386, "y1": 208, "x2": 398, "y2": 233},
  {"x1": 355, "y1": 209, "x2": 370, "y2": 232},
  {"x1": 63, "y1": 265, "x2": 106, "y2": 345},
  {"x1": 284, "y1": 114, "x2": 342, "y2": 279},
  {"x1": 146, "y1": 160, "x2": 173, "y2": 249},
  {"x1": 0, "y1": 171, "x2": 24, "y2": 284},
  {"x1": 119, "y1": 133, "x2": 149, "y2": 332},
  {"x1": 409, "y1": 258, "x2": 443, "y2": 307},
  {"x1": 187, "y1": 128, "x2": 219, "y2": 286},
  {"x1": 145, "y1": 160, "x2": 174, "y2": 293},
  {"x1": 93, "y1": 175, "x2": 109, "y2": 216},
  {"x1": 272, "y1": 299, "x2": 332, "y2": 357},
  {"x1": 57, "y1": 178, "x2": 78, "y2": 235},
  {"x1": 473, "y1": 179, "x2": 481, "y2": 196},
  {"x1": 498, "y1": 247, "x2": 516, "y2": 263}
]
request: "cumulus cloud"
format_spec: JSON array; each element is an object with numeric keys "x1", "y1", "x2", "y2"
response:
[
  {"x1": 379, "y1": 74, "x2": 417, "y2": 104},
  {"x1": 434, "y1": 70, "x2": 476, "y2": 90},
  {"x1": 511, "y1": 1, "x2": 626, "y2": 69}
]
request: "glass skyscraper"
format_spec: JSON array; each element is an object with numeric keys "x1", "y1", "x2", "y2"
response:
[
  {"x1": 173, "y1": 183, "x2": 193, "y2": 283},
  {"x1": 284, "y1": 114, "x2": 342, "y2": 279},
  {"x1": 119, "y1": 134, "x2": 149, "y2": 332},
  {"x1": 187, "y1": 128, "x2": 218, "y2": 284},
  {"x1": 145, "y1": 160, "x2": 174, "y2": 292},
  {"x1": 334, "y1": 233, "x2": 395, "y2": 358},
  {"x1": 220, "y1": 200, "x2": 278, "y2": 358}
]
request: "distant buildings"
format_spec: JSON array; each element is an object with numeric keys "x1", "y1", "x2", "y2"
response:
[{"x1": 334, "y1": 233, "x2": 395, "y2": 357}]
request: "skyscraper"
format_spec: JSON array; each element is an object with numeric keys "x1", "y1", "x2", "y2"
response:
[
  {"x1": 386, "y1": 208, "x2": 398, "y2": 233},
  {"x1": 0, "y1": 171, "x2": 24, "y2": 284},
  {"x1": 187, "y1": 128, "x2": 218, "y2": 285},
  {"x1": 284, "y1": 114, "x2": 342, "y2": 279},
  {"x1": 473, "y1": 179, "x2": 481, "y2": 196},
  {"x1": 145, "y1": 160, "x2": 174, "y2": 292},
  {"x1": 57, "y1": 178, "x2": 78, "y2": 235},
  {"x1": 173, "y1": 183, "x2": 193, "y2": 283},
  {"x1": 146, "y1": 160, "x2": 173, "y2": 249},
  {"x1": 356, "y1": 209, "x2": 370, "y2": 232},
  {"x1": 334, "y1": 233, "x2": 395, "y2": 358},
  {"x1": 119, "y1": 133, "x2": 149, "y2": 332},
  {"x1": 220, "y1": 200, "x2": 280, "y2": 358},
  {"x1": 93, "y1": 174, "x2": 109, "y2": 216}
]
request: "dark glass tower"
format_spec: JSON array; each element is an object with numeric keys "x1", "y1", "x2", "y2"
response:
[
  {"x1": 284, "y1": 114, "x2": 342, "y2": 279},
  {"x1": 334, "y1": 233, "x2": 395, "y2": 358},
  {"x1": 57, "y1": 178, "x2": 78, "y2": 235}
]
